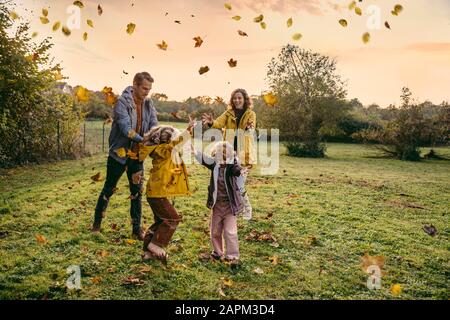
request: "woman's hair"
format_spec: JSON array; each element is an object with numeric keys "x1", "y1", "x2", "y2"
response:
[
  {"x1": 229, "y1": 88, "x2": 252, "y2": 111},
  {"x1": 144, "y1": 125, "x2": 180, "y2": 146},
  {"x1": 211, "y1": 141, "x2": 235, "y2": 163}
]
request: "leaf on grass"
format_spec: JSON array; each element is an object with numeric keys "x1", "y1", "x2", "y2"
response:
[
  {"x1": 269, "y1": 255, "x2": 279, "y2": 265},
  {"x1": 97, "y1": 250, "x2": 109, "y2": 258},
  {"x1": 123, "y1": 276, "x2": 145, "y2": 286},
  {"x1": 91, "y1": 172, "x2": 102, "y2": 182},
  {"x1": 125, "y1": 239, "x2": 137, "y2": 245},
  {"x1": 222, "y1": 278, "x2": 233, "y2": 287},
  {"x1": 391, "y1": 284, "x2": 402, "y2": 296},
  {"x1": 361, "y1": 253, "x2": 385, "y2": 272},
  {"x1": 35, "y1": 234, "x2": 47, "y2": 244},
  {"x1": 199, "y1": 66, "x2": 210, "y2": 75},
  {"x1": 423, "y1": 225, "x2": 437, "y2": 237},
  {"x1": 253, "y1": 267, "x2": 264, "y2": 274},
  {"x1": 126, "y1": 23, "x2": 136, "y2": 35},
  {"x1": 90, "y1": 276, "x2": 102, "y2": 284}
]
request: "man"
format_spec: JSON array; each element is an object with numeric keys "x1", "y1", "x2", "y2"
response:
[{"x1": 92, "y1": 72, "x2": 158, "y2": 240}]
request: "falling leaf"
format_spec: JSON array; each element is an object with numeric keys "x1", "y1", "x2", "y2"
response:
[
  {"x1": 40, "y1": 16, "x2": 50, "y2": 24},
  {"x1": 391, "y1": 284, "x2": 402, "y2": 296},
  {"x1": 32, "y1": 32, "x2": 38, "y2": 38},
  {"x1": 9, "y1": 11, "x2": 19, "y2": 20},
  {"x1": 35, "y1": 234, "x2": 47, "y2": 244},
  {"x1": 423, "y1": 225, "x2": 437, "y2": 236},
  {"x1": 232, "y1": 15, "x2": 241, "y2": 21},
  {"x1": 260, "y1": 22, "x2": 267, "y2": 29},
  {"x1": 222, "y1": 278, "x2": 233, "y2": 287},
  {"x1": 52, "y1": 21, "x2": 61, "y2": 31},
  {"x1": 348, "y1": 1, "x2": 357, "y2": 10},
  {"x1": 115, "y1": 148, "x2": 127, "y2": 158},
  {"x1": 224, "y1": 3, "x2": 232, "y2": 10},
  {"x1": 87, "y1": 19, "x2": 94, "y2": 28},
  {"x1": 125, "y1": 239, "x2": 137, "y2": 245},
  {"x1": 193, "y1": 36, "x2": 203, "y2": 48},
  {"x1": 362, "y1": 32, "x2": 370, "y2": 44},
  {"x1": 228, "y1": 58, "x2": 237, "y2": 68},
  {"x1": 385, "y1": 21, "x2": 391, "y2": 29},
  {"x1": 90, "y1": 276, "x2": 102, "y2": 284},
  {"x1": 199, "y1": 66, "x2": 210, "y2": 75},
  {"x1": 262, "y1": 92, "x2": 278, "y2": 107},
  {"x1": 215, "y1": 96, "x2": 225, "y2": 104},
  {"x1": 355, "y1": 7, "x2": 362, "y2": 16},
  {"x1": 292, "y1": 33, "x2": 302, "y2": 41},
  {"x1": 126, "y1": 23, "x2": 136, "y2": 35},
  {"x1": 393, "y1": 4, "x2": 403, "y2": 14},
  {"x1": 62, "y1": 26, "x2": 72, "y2": 36},
  {"x1": 42, "y1": 8, "x2": 48, "y2": 17},
  {"x1": 237, "y1": 30, "x2": 248, "y2": 37},
  {"x1": 97, "y1": 4, "x2": 103, "y2": 16},
  {"x1": 75, "y1": 86, "x2": 89, "y2": 102},
  {"x1": 123, "y1": 70, "x2": 129, "y2": 75},
  {"x1": 156, "y1": 40, "x2": 168, "y2": 50},
  {"x1": 83, "y1": 32, "x2": 88, "y2": 41},
  {"x1": 73, "y1": 1, "x2": 84, "y2": 9},
  {"x1": 174, "y1": 20, "x2": 181, "y2": 24},
  {"x1": 91, "y1": 172, "x2": 101, "y2": 182},
  {"x1": 339, "y1": 19, "x2": 348, "y2": 27},
  {"x1": 170, "y1": 112, "x2": 181, "y2": 119},
  {"x1": 269, "y1": 255, "x2": 279, "y2": 265},
  {"x1": 287, "y1": 17, "x2": 293, "y2": 28},
  {"x1": 253, "y1": 14, "x2": 264, "y2": 23}
]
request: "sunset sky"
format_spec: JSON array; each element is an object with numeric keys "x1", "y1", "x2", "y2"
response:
[{"x1": 11, "y1": 0, "x2": 450, "y2": 106}]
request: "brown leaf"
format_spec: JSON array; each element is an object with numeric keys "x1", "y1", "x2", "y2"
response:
[
  {"x1": 193, "y1": 36, "x2": 203, "y2": 48},
  {"x1": 91, "y1": 172, "x2": 101, "y2": 182},
  {"x1": 227, "y1": 58, "x2": 237, "y2": 68},
  {"x1": 199, "y1": 66, "x2": 210, "y2": 75},
  {"x1": 238, "y1": 30, "x2": 248, "y2": 37}
]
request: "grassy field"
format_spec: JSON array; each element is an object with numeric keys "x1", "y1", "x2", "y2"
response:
[{"x1": 0, "y1": 141, "x2": 449, "y2": 300}]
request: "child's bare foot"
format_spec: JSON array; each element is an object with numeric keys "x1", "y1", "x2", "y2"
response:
[{"x1": 147, "y1": 243, "x2": 168, "y2": 265}]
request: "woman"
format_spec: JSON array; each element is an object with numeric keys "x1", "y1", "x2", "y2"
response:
[{"x1": 201, "y1": 88, "x2": 256, "y2": 220}]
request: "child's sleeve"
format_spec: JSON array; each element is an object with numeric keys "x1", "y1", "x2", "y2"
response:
[
  {"x1": 194, "y1": 149, "x2": 215, "y2": 170},
  {"x1": 138, "y1": 145, "x2": 158, "y2": 162}
]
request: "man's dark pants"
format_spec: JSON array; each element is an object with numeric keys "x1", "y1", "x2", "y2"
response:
[{"x1": 93, "y1": 156, "x2": 144, "y2": 234}]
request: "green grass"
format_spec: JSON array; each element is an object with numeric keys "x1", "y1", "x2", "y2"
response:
[{"x1": 0, "y1": 142, "x2": 449, "y2": 300}]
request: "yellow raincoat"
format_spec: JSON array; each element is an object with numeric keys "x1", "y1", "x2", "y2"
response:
[
  {"x1": 138, "y1": 130, "x2": 191, "y2": 198},
  {"x1": 210, "y1": 106, "x2": 257, "y2": 166}
]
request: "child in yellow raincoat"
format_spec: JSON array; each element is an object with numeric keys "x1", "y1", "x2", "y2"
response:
[{"x1": 138, "y1": 117, "x2": 196, "y2": 263}]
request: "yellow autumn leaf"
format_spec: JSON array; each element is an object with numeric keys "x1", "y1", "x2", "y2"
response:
[
  {"x1": 106, "y1": 93, "x2": 117, "y2": 106},
  {"x1": 157, "y1": 40, "x2": 168, "y2": 50},
  {"x1": 292, "y1": 33, "x2": 302, "y2": 41},
  {"x1": 232, "y1": 15, "x2": 241, "y2": 21},
  {"x1": 42, "y1": 8, "x2": 48, "y2": 17},
  {"x1": 54, "y1": 70, "x2": 63, "y2": 81},
  {"x1": 260, "y1": 22, "x2": 266, "y2": 29},
  {"x1": 237, "y1": 30, "x2": 248, "y2": 37},
  {"x1": 224, "y1": 3, "x2": 232, "y2": 10},
  {"x1": 355, "y1": 7, "x2": 362, "y2": 16},
  {"x1": 90, "y1": 276, "x2": 102, "y2": 284},
  {"x1": 83, "y1": 32, "x2": 88, "y2": 41},
  {"x1": 222, "y1": 278, "x2": 233, "y2": 287},
  {"x1": 115, "y1": 148, "x2": 127, "y2": 158},
  {"x1": 262, "y1": 92, "x2": 278, "y2": 107},
  {"x1": 394, "y1": 4, "x2": 403, "y2": 14},
  {"x1": 10, "y1": 11, "x2": 19, "y2": 20},
  {"x1": 62, "y1": 26, "x2": 72, "y2": 36},
  {"x1": 362, "y1": 32, "x2": 370, "y2": 44},
  {"x1": 75, "y1": 86, "x2": 89, "y2": 102},
  {"x1": 35, "y1": 234, "x2": 47, "y2": 244},
  {"x1": 32, "y1": 32, "x2": 38, "y2": 38},
  {"x1": 52, "y1": 21, "x2": 61, "y2": 32},
  {"x1": 98, "y1": 250, "x2": 109, "y2": 258},
  {"x1": 87, "y1": 19, "x2": 94, "y2": 28},
  {"x1": 287, "y1": 17, "x2": 293, "y2": 28},
  {"x1": 253, "y1": 14, "x2": 264, "y2": 23},
  {"x1": 391, "y1": 284, "x2": 402, "y2": 296},
  {"x1": 269, "y1": 255, "x2": 279, "y2": 265},
  {"x1": 40, "y1": 16, "x2": 49, "y2": 24},
  {"x1": 348, "y1": 1, "x2": 356, "y2": 10},
  {"x1": 126, "y1": 23, "x2": 136, "y2": 35},
  {"x1": 125, "y1": 239, "x2": 137, "y2": 245},
  {"x1": 73, "y1": 1, "x2": 84, "y2": 9},
  {"x1": 339, "y1": 19, "x2": 348, "y2": 27}
]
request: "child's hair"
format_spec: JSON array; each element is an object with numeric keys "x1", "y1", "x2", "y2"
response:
[
  {"x1": 144, "y1": 125, "x2": 180, "y2": 146},
  {"x1": 211, "y1": 141, "x2": 235, "y2": 163}
]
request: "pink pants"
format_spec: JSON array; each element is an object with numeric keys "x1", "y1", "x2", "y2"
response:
[{"x1": 210, "y1": 201, "x2": 239, "y2": 260}]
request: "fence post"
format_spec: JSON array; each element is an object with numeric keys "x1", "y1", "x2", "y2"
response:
[
  {"x1": 57, "y1": 120, "x2": 61, "y2": 159},
  {"x1": 83, "y1": 122, "x2": 86, "y2": 154},
  {"x1": 102, "y1": 122, "x2": 105, "y2": 153}
]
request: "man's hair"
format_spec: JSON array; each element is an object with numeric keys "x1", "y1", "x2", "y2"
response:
[{"x1": 133, "y1": 72, "x2": 154, "y2": 86}]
